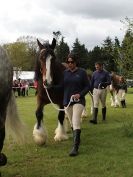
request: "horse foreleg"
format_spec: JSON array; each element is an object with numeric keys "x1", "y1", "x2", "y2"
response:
[
  {"x1": 114, "y1": 93, "x2": 120, "y2": 107},
  {"x1": 54, "y1": 109, "x2": 68, "y2": 142},
  {"x1": 110, "y1": 91, "x2": 115, "y2": 107},
  {"x1": 33, "y1": 105, "x2": 47, "y2": 146},
  {"x1": 35, "y1": 107, "x2": 43, "y2": 129}
]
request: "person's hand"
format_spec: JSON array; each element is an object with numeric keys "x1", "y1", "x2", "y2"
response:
[
  {"x1": 72, "y1": 94, "x2": 80, "y2": 99},
  {"x1": 99, "y1": 82, "x2": 107, "y2": 89},
  {"x1": 71, "y1": 94, "x2": 80, "y2": 102}
]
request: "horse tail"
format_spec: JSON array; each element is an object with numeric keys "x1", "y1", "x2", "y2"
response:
[{"x1": 6, "y1": 91, "x2": 26, "y2": 143}]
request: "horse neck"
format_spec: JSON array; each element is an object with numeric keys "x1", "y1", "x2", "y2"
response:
[{"x1": 52, "y1": 61, "x2": 65, "y2": 84}]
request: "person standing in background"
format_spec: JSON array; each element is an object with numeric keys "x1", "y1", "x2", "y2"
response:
[{"x1": 90, "y1": 62, "x2": 111, "y2": 124}]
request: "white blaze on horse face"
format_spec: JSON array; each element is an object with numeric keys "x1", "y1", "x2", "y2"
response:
[{"x1": 45, "y1": 55, "x2": 52, "y2": 85}]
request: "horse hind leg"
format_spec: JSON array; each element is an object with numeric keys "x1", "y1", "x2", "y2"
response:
[
  {"x1": 54, "y1": 110, "x2": 68, "y2": 142},
  {"x1": 114, "y1": 94, "x2": 120, "y2": 107},
  {"x1": 33, "y1": 107, "x2": 47, "y2": 146}
]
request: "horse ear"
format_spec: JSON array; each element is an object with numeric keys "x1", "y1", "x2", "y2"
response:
[
  {"x1": 37, "y1": 39, "x2": 44, "y2": 50},
  {"x1": 50, "y1": 38, "x2": 56, "y2": 49}
]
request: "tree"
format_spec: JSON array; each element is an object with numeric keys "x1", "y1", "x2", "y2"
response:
[
  {"x1": 121, "y1": 30, "x2": 133, "y2": 77},
  {"x1": 71, "y1": 38, "x2": 89, "y2": 69},
  {"x1": 117, "y1": 17, "x2": 133, "y2": 78},
  {"x1": 16, "y1": 36, "x2": 38, "y2": 70},
  {"x1": 55, "y1": 37, "x2": 70, "y2": 62},
  {"x1": 3, "y1": 36, "x2": 38, "y2": 72},
  {"x1": 102, "y1": 36, "x2": 117, "y2": 72},
  {"x1": 88, "y1": 46, "x2": 103, "y2": 71}
]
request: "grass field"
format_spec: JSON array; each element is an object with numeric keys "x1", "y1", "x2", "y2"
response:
[{"x1": 1, "y1": 88, "x2": 133, "y2": 177}]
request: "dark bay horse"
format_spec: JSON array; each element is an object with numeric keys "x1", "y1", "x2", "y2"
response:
[
  {"x1": 33, "y1": 38, "x2": 68, "y2": 145},
  {"x1": 0, "y1": 46, "x2": 23, "y2": 166}
]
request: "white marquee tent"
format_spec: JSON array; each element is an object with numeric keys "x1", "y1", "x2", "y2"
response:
[{"x1": 13, "y1": 71, "x2": 35, "y2": 80}]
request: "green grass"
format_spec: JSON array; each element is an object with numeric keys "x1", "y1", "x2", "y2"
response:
[{"x1": 1, "y1": 88, "x2": 133, "y2": 177}]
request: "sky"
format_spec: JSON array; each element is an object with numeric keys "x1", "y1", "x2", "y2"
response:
[{"x1": 0, "y1": 0, "x2": 133, "y2": 50}]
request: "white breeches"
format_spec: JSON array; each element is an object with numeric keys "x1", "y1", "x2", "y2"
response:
[
  {"x1": 65, "y1": 104, "x2": 84, "y2": 130},
  {"x1": 93, "y1": 88, "x2": 107, "y2": 108}
]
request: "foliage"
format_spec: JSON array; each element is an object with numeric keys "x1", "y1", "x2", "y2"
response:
[
  {"x1": 121, "y1": 30, "x2": 133, "y2": 78},
  {"x1": 4, "y1": 42, "x2": 29, "y2": 70},
  {"x1": 71, "y1": 38, "x2": 90, "y2": 69},
  {"x1": 88, "y1": 46, "x2": 103, "y2": 71},
  {"x1": 55, "y1": 37, "x2": 70, "y2": 62},
  {"x1": 101, "y1": 36, "x2": 118, "y2": 72},
  {"x1": 3, "y1": 36, "x2": 38, "y2": 71}
]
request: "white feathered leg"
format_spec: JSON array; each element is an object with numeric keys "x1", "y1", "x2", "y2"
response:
[
  {"x1": 115, "y1": 94, "x2": 120, "y2": 107},
  {"x1": 33, "y1": 122, "x2": 47, "y2": 146},
  {"x1": 54, "y1": 121, "x2": 68, "y2": 141},
  {"x1": 111, "y1": 96, "x2": 115, "y2": 107}
]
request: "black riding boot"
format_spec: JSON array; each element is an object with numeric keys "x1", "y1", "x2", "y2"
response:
[
  {"x1": 90, "y1": 108, "x2": 98, "y2": 124},
  {"x1": 69, "y1": 129, "x2": 81, "y2": 156},
  {"x1": 102, "y1": 107, "x2": 106, "y2": 121},
  {"x1": 123, "y1": 100, "x2": 126, "y2": 108},
  {"x1": 121, "y1": 100, "x2": 123, "y2": 108},
  {"x1": 121, "y1": 100, "x2": 126, "y2": 108}
]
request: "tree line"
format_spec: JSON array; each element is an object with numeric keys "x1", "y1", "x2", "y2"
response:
[{"x1": 2, "y1": 17, "x2": 133, "y2": 79}]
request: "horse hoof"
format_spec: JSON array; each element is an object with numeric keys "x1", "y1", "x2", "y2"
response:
[
  {"x1": 54, "y1": 134, "x2": 68, "y2": 142},
  {"x1": 33, "y1": 124, "x2": 47, "y2": 146},
  {"x1": 0, "y1": 153, "x2": 7, "y2": 166}
]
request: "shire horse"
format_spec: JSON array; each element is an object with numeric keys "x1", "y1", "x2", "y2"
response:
[
  {"x1": 33, "y1": 38, "x2": 68, "y2": 145},
  {"x1": 0, "y1": 46, "x2": 23, "y2": 166},
  {"x1": 109, "y1": 72, "x2": 123, "y2": 107}
]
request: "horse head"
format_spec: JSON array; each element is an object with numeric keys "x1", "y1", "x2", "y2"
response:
[{"x1": 37, "y1": 38, "x2": 56, "y2": 87}]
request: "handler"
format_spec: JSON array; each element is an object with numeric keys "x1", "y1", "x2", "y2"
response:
[
  {"x1": 90, "y1": 62, "x2": 111, "y2": 124},
  {"x1": 64, "y1": 53, "x2": 90, "y2": 156}
]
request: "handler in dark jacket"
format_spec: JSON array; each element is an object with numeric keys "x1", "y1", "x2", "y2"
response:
[
  {"x1": 90, "y1": 62, "x2": 111, "y2": 124},
  {"x1": 64, "y1": 53, "x2": 90, "y2": 156}
]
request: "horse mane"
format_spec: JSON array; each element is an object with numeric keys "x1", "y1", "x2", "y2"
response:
[{"x1": 34, "y1": 53, "x2": 42, "y2": 80}]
